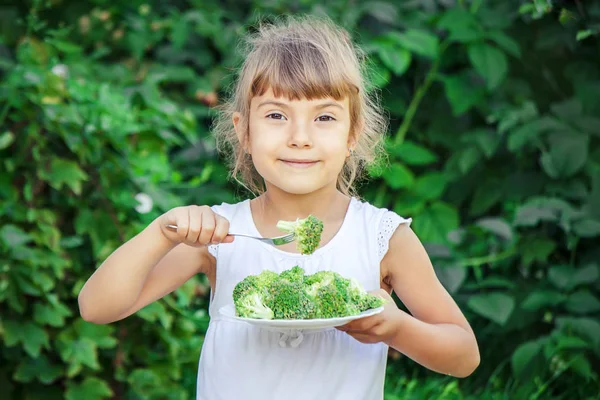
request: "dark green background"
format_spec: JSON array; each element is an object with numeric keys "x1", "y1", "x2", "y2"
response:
[{"x1": 1, "y1": 0, "x2": 599, "y2": 398}]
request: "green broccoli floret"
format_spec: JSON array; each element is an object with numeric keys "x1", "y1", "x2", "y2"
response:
[
  {"x1": 279, "y1": 266, "x2": 305, "y2": 283},
  {"x1": 235, "y1": 292, "x2": 274, "y2": 319},
  {"x1": 232, "y1": 270, "x2": 279, "y2": 319},
  {"x1": 312, "y1": 285, "x2": 359, "y2": 319},
  {"x1": 267, "y1": 280, "x2": 317, "y2": 319},
  {"x1": 304, "y1": 270, "x2": 337, "y2": 295},
  {"x1": 232, "y1": 267, "x2": 385, "y2": 320},
  {"x1": 358, "y1": 293, "x2": 386, "y2": 312},
  {"x1": 276, "y1": 215, "x2": 324, "y2": 255},
  {"x1": 346, "y1": 278, "x2": 386, "y2": 311}
]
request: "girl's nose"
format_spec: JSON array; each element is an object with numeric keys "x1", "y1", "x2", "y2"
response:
[{"x1": 288, "y1": 122, "x2": 313, "y2": 148}]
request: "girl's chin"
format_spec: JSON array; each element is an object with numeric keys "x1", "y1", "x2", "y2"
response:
[{"x1": 265, "y1": 179, "x2": 330, "y2": 195}]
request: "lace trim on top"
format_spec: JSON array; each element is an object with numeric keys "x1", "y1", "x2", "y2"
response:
[
  {"x1": 208, "y1": 244, "x2": 218, "y2": 258},
  {"x1": 377, "y1": 211, "x2": 412, "y2": 262}
]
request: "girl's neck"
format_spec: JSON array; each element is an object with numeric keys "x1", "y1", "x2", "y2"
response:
[{"x1": 251, "y1": 185, "x2": 350, "y2": 225}]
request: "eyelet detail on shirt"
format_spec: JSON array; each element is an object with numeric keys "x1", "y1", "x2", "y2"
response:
[{"x1": 377, "y1": 211, "x2": 412, "y2": 262}]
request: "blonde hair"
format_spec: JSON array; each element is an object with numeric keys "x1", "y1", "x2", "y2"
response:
[{"x1": 213, "y1": 14, "x2": 388, "y2": 198}]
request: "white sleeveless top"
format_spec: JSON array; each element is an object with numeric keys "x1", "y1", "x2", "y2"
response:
[{"x1": 197, "y1": 197, "x2": 411, "y2": 400}]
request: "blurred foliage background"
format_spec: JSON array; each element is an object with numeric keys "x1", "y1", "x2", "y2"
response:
[{"x1": 1, "y1": 0, "x2": 599, "y2": 399}]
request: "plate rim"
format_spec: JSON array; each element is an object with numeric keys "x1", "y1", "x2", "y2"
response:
[{"x1": 219, "y1": 304, "x2": 384, "y2": 328}]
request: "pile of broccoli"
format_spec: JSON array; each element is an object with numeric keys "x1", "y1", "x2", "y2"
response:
[
  {"x1": 233, "y1": 266, "x2": 386, "y2": 320},
  {"x1": 276, "y1": 215, "x2": 324, "y2": 255}
]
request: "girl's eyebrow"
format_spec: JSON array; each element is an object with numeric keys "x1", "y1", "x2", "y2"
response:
[{"x1": 257, "y1": 100, "x2": 344, "y2": 110}]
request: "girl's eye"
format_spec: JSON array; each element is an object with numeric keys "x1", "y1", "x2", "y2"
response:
[
  {"x1": 266, "y1": 113, "x2": 286, "y2": 120},
  {"x1": 317, "y1": 115, "x2": 336, "y2": 122}
]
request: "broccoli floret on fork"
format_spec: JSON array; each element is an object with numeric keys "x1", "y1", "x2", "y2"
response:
[{"x1": 276, "y1": 215, "x2": 324, "y2": 255}]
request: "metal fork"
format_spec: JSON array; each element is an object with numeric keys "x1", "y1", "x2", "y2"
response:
[{"x1": 164, "y1": 224, "x2": 295, "y2": 246}]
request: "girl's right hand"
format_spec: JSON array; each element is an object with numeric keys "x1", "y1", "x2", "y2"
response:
[{"x1": 158, "y1": 205, "x2": 234, "y2": 247}]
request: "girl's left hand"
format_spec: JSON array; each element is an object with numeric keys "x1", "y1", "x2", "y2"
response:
[{"x1": 336, "y1": 289, "x2": 403, "y2": 344}]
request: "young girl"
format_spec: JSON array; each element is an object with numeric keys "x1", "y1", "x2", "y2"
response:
[{"x1": 78, "y1": 15, "x2": 479, "y2": 400}]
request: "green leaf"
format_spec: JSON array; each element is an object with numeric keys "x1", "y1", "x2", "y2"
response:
[
  {"x1": 555, "y1": 336, "x2": 590, "y2": 351},
  {"x1": 33, "y1": 302, "x2": 72, "y2": 327},
  {"x1": 46, "y1": 39, "x2": 82, "y2": 54},
  {"x1": 549, "y1": 265, "x2": 574, "y2": 290},
  {"x1": 393, "y1": 193, "x2": 426, "y2": 216},
  {"x1": 576, "y1": 29, "x2": 594, "y2": 41},
  {"x1": 435, "y1": 263, "x2": 466, "y2": 294},
  {"x1": 0, "y1": 131, "x2": 15, "y2": 149},
  {"x1": 0, "y1": 225, "x2": 32, "y2": 247},
  {"x1": 569, "y1": 354, "x2": 596, "y2": 381},
  {"x1": 556, "y1": 317, "x2": 600, "y2": 347},
  {"x1": 377, "y1": 45, "x2": 411, "y2": 76},
  {"x1": 437, "y1": 8, "x2": 483, "y2": 42},
  {"x1": 507, "y1": 116, "x2": 571, "y2": 151},
  {"x1": 565, "y1": 290, "x2": 600, "y2": 314},
  {"x1": 512, "y1": 339, "x2": 544, "y2": 378},
  {"x1": 392, "y1": 29, "x2": 439, "y2": 59},
  {"x1": 441, "y1": 73, "x2": 484, "y2": 115},
  {"x1": 469, "y1": 179, "x2": 503, "y2": 216},
  {"x1": 572, "y1": 264, "x2": 600, "y2": 285},
  {"x1": 520, "y1": 237, "x2": 556, "y2": 267},
  {"x1": 361, "y1": 1, "x2": 399, "y2": 24},
  {"x1": 171, "y1": 17, "x2": 190, "y2": 49},
  {"x1": 467, "y1": 43, "x2": 508, "y2": 90},
  {"x1": 21, "y1": 322, "x2": 50, "y2": 357},
  {"x1": 38, "y1": 158, "x2": 89, "y2": 195},
  {"x1": 486, "y1": 30, "x2": 521, "y2": 58},
  {"x1": 388, "y1": 140, "x2": 438, "y2": 165},
  {"x1": 549, "y1": 264, "x2": 599, "y2": 291},
  {"x1": 573, "y1": 218, "x2": 600, "y2": 237},
  {"x1": 458, "y1": 147, "x2": 481, "y2": 174},
  {"x1": 413, "y1": 173, "x2": 447, "y2": 200},
  {"x1": 513, "y1": 197, "x2": 578, "y2": 228},
  {"x1": 476, "y1": 217, "x2": 513, "y2": 241},
  {"x1": 471, "y1": 129, "x2": 501, "y2": 158},
  {"x1": 14, "y1": 354, "x2": 63, "y2": 384},
  {"x1": 464, "y1": 277, "x2": 516, "y2": 290},
  {"x1": 370, "y1": 34, "x2": 412, "y2": 76},
  {"x1": 137, "y1": 301, "x2": 174, "y2": 329},
  {"x1": 66, "y1": 377, "x2": 113, "y2": 400},
  {"x1": 2, "y1": 320, "x2": 22, "y2": 347},
  {"x1": 550, "y1": 98, "x2": 582, "y2": 120},
  {"x1": 521, "y1": 290, "x2": 566, "y2": 311},
  {"x1": 77, "y1": 320, "x2": 118, "y2": 349},
  {"x1": 382, "y1": 163, "x2": 415, "y2": 189},
  {"x1": 412, "y1": 201, "x2": 459, "y2": 244},
  {"x1": 540, "y1": 133, "x2": 589, "y2": 179},
  {"x1": 58, "y1": 337, "x2": 101, "y2": 373},
  {"x1": 468, "y1": 293, "x2": 515, "y2": 325}
]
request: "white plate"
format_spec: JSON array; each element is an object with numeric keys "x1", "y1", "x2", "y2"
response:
[{"x1": 219, "y1": 304, "x2": 384, "y2": 330}]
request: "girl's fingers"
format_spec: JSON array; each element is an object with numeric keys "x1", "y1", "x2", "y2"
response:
[
  {"x1": 346, "y1": 332, "x2": 378, "y2": 344},
  {"x1": 176, "y1": 207, "x2": 190, "y2": 241},
  {"x1": 212, "y1": 215, "x2": 233, "y2": 244},
  {"x1": 198, "y1": 206, "x2": 216, "y2": 245},
  {"x1": 186, "y1": 206, "x2": 202, "y2": 244}
]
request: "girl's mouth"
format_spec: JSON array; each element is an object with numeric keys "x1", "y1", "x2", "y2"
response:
[{"x1": 280, "y1": 159, "x2": 319, "y2": 168}]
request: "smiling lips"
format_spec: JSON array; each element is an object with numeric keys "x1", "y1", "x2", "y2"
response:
[{"x1": 280, "y1": 159, "x2": 319, "y2": 168}]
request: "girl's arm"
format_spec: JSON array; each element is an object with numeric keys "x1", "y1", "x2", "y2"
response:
[
  {"x1": 380, "y1": 224, "x2": 480, "y2": 377},
  {"x1": 78, "y1": 206, "x2": 231, "y2": 324}
]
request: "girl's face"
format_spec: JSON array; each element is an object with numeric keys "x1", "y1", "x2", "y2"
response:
[{"x1": 234, "y1": 88, "x2": 354, "y2": 195}]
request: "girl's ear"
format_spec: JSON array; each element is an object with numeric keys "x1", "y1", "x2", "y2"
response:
[
  {"x1": 348, "y1": 117, "x2": 364, "y2": 150},
  {"x1": 233, "y1": 112, "x2": 250, "y2": 154}
]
